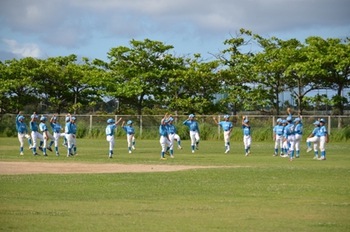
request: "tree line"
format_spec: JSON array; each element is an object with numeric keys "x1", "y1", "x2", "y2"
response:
[{"x1": 1, "y1": 29, "x2": 349, "y2": 119}]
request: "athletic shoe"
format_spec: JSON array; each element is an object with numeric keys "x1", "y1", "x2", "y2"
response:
[
  {"x1": 109, "y1": 154, "x2": 112, "y2": 158},
  {"x1": 132, "y1": 146, "x2": 136, "y2": 150},
  {"x1": 29, "y1": 146, "x2": 33, "y2": 150},
  {"x1": 306, "y1": 148, "x2": 312, "y2": 153},
  {"x1": 170, "y1": 155, "x2": 174, "y2": 158},
  {"x1": 43, "y1": 153, "x2": 48, "y2": 156},
  {"x1": 38, "y1": 146, "x2": 43, "y2": 151},
  {"x1": 225, "y1": 149, "x2": 230, "y2": 154},
  {"x1": 47, "y1": 147, "x2": 52, "y2": 152},
  {"x1": 74, "y1": 152, "x2": 77, "y2": 156},
  {"x1": 33, "y1": 153, "x2": 39, "y2": 156},
  {"x1": 178, "y1": 146, "x2": 182, "y2": 150},
  {"x1": 295, "y1": 155, "x2": 300, "y2": 158},
  {"x1": 20, "y1": 152, "x2": 24, "y2": 156},
  {"x1": 129, "y1": 150, "x2": 132, "y2": 154},
  {"x1": 63, "y1": 143, "x2": 68, "y2": 147},
  {"x1": 273, "y1": 153, "x2": 278, "y2": 156},
  {"x1": 165, "y1": 151, "x2": 170, "y2": 156},
  {"x1": 280, "y1": 152, "x2": 284, "y2": 156},
  {"x1": 67, "y1": 154, "x2": 71, "y2": 157},
  {"x1": 318, "y1": 156, "x2": 326, "y2": 161},
  {"x1": 160, "y1": 157, "x2": 167, "y2": 160},
  {"x1": 313, "y1": 156, "x2": 318, "y2": 160},
  {"x1": 196, "y1": 145, "x2": 199, "y2": 150},
  {"x1": 192, "y1": 150, "x2": 195, "y2": 153},
  {"x1": 245, "y1": 153, "x2": 249, "y2": 156},
  {"x1": 56, "y1": 153, "x2": 60, "y2": 156},
  {"x1": 248, "y1": 149, "x2": 251, "y2": 154}
]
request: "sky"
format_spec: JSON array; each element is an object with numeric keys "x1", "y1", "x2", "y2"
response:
[{"x1": 0, "y1": 0, "x2": 349, "y2": 62}]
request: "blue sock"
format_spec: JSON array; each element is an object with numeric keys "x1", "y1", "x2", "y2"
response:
[
  {"x1": 20, "y1": 147, "x2": 23, "y2": 152},
  {"x1": 39, "y1": 141, "x2": 43, "y2": 147},
  {"x1": 321, "y1": 151, "x2": 325, "y2": 157},
  {"x1": 170, "y1": 150, "x2": 173, "y2": 155},
  {"x1": 177, "y1": 141, "x2": 181, "y2": 146},
  {"x1": 315, "y1": 151, "x2": 318, "y2": 157},
  {"x1": 28, "y1": 139, "x2": 32, "y2": 146},
  {"x1": 161, "y1": 151, "x2": 165, "y2": 158},
  {"x1": 49, "y1": 141, "x2": 54, "y2": 147},
  {"x1": 307, "y1": 142, "x2": 311, "y2": 147},
  {"x1": 191, "y1": 145, "x2": 195, "y2": 150},
  {"x1": 291, "y1": 150, "x2": 294, "y2": 158},
  {"x1": 55, "y1": 147, "x2": 58, "y2": 152}
]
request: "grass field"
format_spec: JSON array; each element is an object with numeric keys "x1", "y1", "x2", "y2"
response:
[{"x1": 0, "y1": 137, "x2": 349, "y2": 231}]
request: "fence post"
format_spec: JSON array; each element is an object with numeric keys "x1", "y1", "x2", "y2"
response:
[
  {"x1": 89, "y1": 115, "x2": 92, "y2": 133},
  {"x1": 217, "y1": 115, "x2": 221, "y2": 139},
  {"x1": 328, "y1": 116, "x2": 331, "y2": 135},
  {"x1": 140, "y1": 115, "x2": 143, "y2": 139},
  {"x1": 272, "y1": 116, "x2": 275, "y2": 138}
]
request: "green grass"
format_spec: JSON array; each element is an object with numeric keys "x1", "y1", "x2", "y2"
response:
[{"x1": 0, "y1": 138, "x2": 350, "y2": 231}]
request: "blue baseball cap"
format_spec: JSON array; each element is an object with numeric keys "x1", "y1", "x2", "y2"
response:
[
  {"x1": 320, "y1": 118, "x2": 325, "y2": 123},
  {"x1": 189, "y1": 114, "x2": 195, "y2": 118},
  {"x1": 127, "y1": 120, "x2": 133, "y2": 125},
  {"x1": 224, "y1": 115, "x2": 229, "y2": 119},
  {"x1": 244, "y1": 119, "x2": 249, "y2": 123},
  {"x1": 313, "y1": 121, "x2": 320, "y2": 125}
]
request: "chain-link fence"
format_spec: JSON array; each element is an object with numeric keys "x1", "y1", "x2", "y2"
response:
[{"x1": 1, "y1": 114, "x2": 349, "y2": 141}]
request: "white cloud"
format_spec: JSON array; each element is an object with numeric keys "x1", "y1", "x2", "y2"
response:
[{"x1": 2, "y1": 39, "x2": 42, "y2": 58}]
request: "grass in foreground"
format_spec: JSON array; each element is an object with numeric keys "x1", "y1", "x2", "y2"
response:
[{"x1": 0, "y1": 138, "x2": 350, "y2": 231}]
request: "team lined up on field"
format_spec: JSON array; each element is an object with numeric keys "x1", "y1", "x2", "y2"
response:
[{"x1": 15, "y1": 109, "x2": 328, "y2": 160}]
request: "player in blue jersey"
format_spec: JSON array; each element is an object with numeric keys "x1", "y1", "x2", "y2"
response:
[
  {"x1": 121, "y1": 120, "x2": 136, "y2": 154},
  {"x1": 293, "y1": 117, "x2": 303, "y2": 158},
  {"x1": 273, "y1": 118, "x2": 284, "y2": 156},
  {"x1": 65, "y1": 113, "x2": 77, "y2": 157},
  {"x1": 166, "y1": 115, "x2": 180, "y2": 158},
  {"x1": 50, "y1": 115, "x2": 67, "y2": 156},
  {"x1": 317, "y1": 118, "x2": 329, "y2": 160},
  {"x1": 159, "y1": 114, "x2": 171, "y2": 160},
  {"x1": 16, "y1": 111, "x2": 33, "y2": 155},
  {"x1": 39, "y1": 116, "x2": 55, "y2": 156},
  {"x1": 105, "y1": 117, "x2": 123, "y2": 158},
  {"x1": 213, "y1": 114, "x2": 233, "y2": 153},
  {"x1": 284, "y1": 116, "x2": 296, "y2": 161},
  {"x1": 30, "y1": 112, "x2": 44, "y2": 156},
  {"x1": 242, "y1": 116, "x2": 251, "y2": 156},
  {"x1": 183, "y1": 114, "x2": 200, "y2": 153},
  {"x1": 306, "y1": 120, "x2": 321, "y2": 159}
]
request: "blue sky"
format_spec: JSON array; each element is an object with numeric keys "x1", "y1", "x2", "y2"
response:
[{"x1": 0, "y1": 0, "x2": 349, "y2": 62}]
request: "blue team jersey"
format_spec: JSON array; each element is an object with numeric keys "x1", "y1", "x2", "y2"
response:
[
  {"x1": 183, "y1": 120, "x2": 200, "y2": 132},
  {"x1": 123, "y1": 126, "x2": 135, "y2": 135},
  {"x1": 30, "y1": 121, "x2": 39, "y2": 132},
  {"x1": 159, "y1": 124, "x2": 168, "y2": 136},
  {"x1": 106, "y1": 124, "x2": 117, "y2": 136},
  {"x1": 39, "y1": 122, "x2": 49, "y2": 132},
  {"x1": 166, "y1": 124, "x2": 176, "y2": 134},
  {"x1": 311, "y1": 127, "x2": 320, "y2": 136},
  {"x1": 51, "y1": 122, "x2": 62, "y2": 133},
  {"x1": 283, "y1": 123, "x2": 295, "y2": 137},
  {"x1": 65, "y1": 122, "x2": 77, "y2": 134},
  {"x1": 16, "y1": 115, "x2": 28, "y2": 133},
  {"x1": 219, "y1": 121, "x2": 233, "y2": 131},
  {"x1": 273, "y1": 125, "x2": 284, "y2": 135},
  {"x1": 317, "y1": 125, "x2": 327, "y2": 137},
  {"x1": 242, "y1": 124, "x2": 251, "y2": 135},
  {"x1": 294, "y1": 123, "x2": 303, "y2": 135}
]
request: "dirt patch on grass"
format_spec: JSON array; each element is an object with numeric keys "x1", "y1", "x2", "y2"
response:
[{"x1": 0, "y1": 161, "x2": 222, "y2": 175}]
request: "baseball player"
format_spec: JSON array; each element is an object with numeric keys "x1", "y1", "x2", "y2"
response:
[
  {"x1": 16, "y1": 111, "x2": 33, "y2": 155},
  {"x1": 121, "y1": 120, "x2": 136, "y2": 154},
  {"x1": 293, "y1": 117, "x2": 303, "y2": 158},
  {"x1": 50, "y1": 115, "x2": 66, "y2": 156},
  {"x1": 105, "y1": 117, "x2": 122, "y2": 158},
  {"x1": 30, "y1": 112, "x2": 44, "y2": 156},
  {"x1": 273, "y1": 118, "x2": 284, "y2": 156},
  {"x1": 65, "y1": 114, "x2": 77, "y2": 157},
  {"x1": 159, "y1": 114, "x2": 171, "y2": 160},
  {"x1": 306, "y1": 120, "x2": 321, "y2": 159},
  {"x1": 281, "y1": 120, "x2": 289, "y2": 157},
  {"x1": 39, "y1": 116, "x2": 54, "y2": 156},
  {"x1": 242, "y1": 116, "x2": 251, "y2": 156},
  {"x1": 165, "y1": 115, "x2": 179, "y2": 157},
  {"x1": 317, "y1": 118, "x2": 329, "y2": 160},
  {"x1": 182, "y1": 114, "x2": 200, "y2": 153},
  {"x1": 284, "y1": 116, "x2": 296, "y2": 161},
  {"x1": 212, "y1": 114, "x2": 233, "y2": 153}
]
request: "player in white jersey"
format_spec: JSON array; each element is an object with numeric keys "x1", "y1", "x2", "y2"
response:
[
  {"x1": 50, "y1": 115, "x2": 66, "y2": 156},
  {"x1": 317, "y1": 118, "x2": 329, "y2": 160},
  {"x1": 183, "y1": 114, "x2": 200, "y2": 153},
  {"x1": 306, "y1": 121, "x2": 321, "y2": 159},
  {"x1": 121, "y1": 120, "x2": 136, "y2": 154},
  {"x1": 242, "y1": 116, "x2": 251, "y2": 156},
  {"x1": 30, "y1": 112, "x2": 44, "y2": 156},
  {"x1": 213, "y1": 114, "x2": 233, "y2": 153},
  {"x1": 105, "y1": 117, "x2": 122, "y2": 158},
  {"x1": 16, "y1": 111, "x2": 33, "y2": 155}
]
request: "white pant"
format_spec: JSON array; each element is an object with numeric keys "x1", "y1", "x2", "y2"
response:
[
  {"x1": 17, "y1": 133, "x2": 31, "y2": 147},
  {"x1": 65, "y1": 134, "x2": 76, "y2": 149},
  {"x1": 43, "y1": 131, "x2": 54, "y2": 148},
  {"x1": 31, "y1": 131, "x2": 43, "y2": 148},
  {"x1": 189, "y1": 131, "x2": 200, "y2": 146},
  {"x1": 126, "y1": 134, "x2": 135, "y2": 147},
  {"x1": 287, "y1": 134, "x2": 296, "y2": 152},
  {"x1": 319, "y1": 136, "x2": 326, "y2": 152},
  {"x1": 307, "y1": 136, "x2": 320, "y2": 151},
  {"x1": 295, "y1": 134, "x2": 302, "y2": 151},
  {"x1": 224, "y1": 131, "x2": 231, "y2": 144},
  {"x1": 243, "y1": 135, "x2": 251, "y2": 149},
  {"x1": 168, "y1": 133, "x2": 176, "y2": 150},
  {"x1": 274, "y1": 134, "x2": 283, "y2": 149},
  {"x1": 159, "y1": 136, "x2": 171, "y2": 152},
  {"x1": 53, "y1": 132, "x2": 66, "y2": 147},
  {"x1": 106, "y1": 135, "x2": 115, "y2": 151}
]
